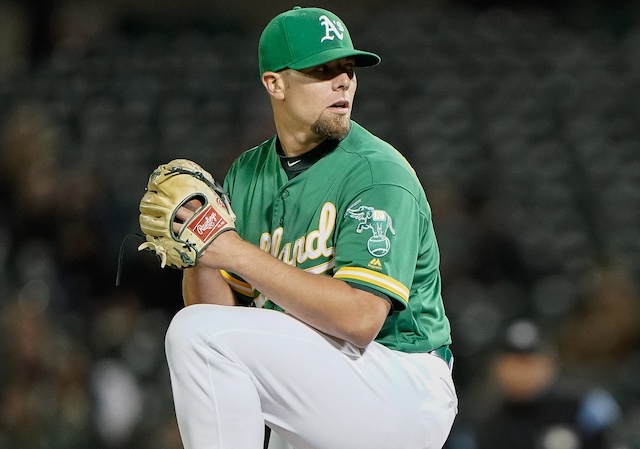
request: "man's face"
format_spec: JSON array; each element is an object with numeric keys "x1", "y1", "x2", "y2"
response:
[{"x1": 282, "y1": 58, "x2": 357, "y2": 140}]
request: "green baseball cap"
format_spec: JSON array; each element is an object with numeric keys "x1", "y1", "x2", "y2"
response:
[{"x1": 258, "y1": 6, "x2": 381, "y2": 75}]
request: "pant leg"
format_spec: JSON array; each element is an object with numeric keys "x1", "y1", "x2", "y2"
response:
[
  {"x1": 165, "y1": 306, "x2": 267, "y2": 448},
  {"x1": 165, "y1": 304, "x2": 457, "y2": 449}
]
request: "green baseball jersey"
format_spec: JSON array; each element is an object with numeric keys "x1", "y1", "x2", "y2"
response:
[{"x1": 221, "y1": 121, "x2": 451, "y2": 353}]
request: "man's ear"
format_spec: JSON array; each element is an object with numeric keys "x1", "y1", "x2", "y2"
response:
[{"x1": 261, "y1": 71, "x2": 285, "y2": 100}]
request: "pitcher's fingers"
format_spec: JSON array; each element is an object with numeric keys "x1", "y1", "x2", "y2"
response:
[
  {"x1": 175, "y1": 205, "x2": 196, "y2": 223},
  {"x1": 184, "y1": 198, "x2": 203, "y2": 211},
  {"x1": 173, "y1": 206, "x2": 196, "y2": 234}
]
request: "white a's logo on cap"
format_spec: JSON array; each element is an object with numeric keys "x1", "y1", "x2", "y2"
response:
[{"x1": 319, "y1": 15, "x2": 344, "y2": 42}]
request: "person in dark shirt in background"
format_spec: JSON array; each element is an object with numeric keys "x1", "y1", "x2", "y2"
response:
[{"x1": 474, "y1": 319, "x2": 621, "y2": 449}]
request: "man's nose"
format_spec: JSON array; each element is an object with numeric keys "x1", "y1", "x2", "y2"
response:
[{"x1": 334, "y1": 71, "x2": 353, "y2": 90}]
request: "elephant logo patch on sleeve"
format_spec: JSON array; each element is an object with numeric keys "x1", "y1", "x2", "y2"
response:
[{"x1": 345, "y1": 200, "x2": 396, "y2": 257}]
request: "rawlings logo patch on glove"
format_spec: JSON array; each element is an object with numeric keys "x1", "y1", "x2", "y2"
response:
[{"x1": 138, "y1": 159, "x2": 236, "y2": 269}]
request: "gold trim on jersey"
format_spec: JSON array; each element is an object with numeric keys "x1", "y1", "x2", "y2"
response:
[
  {"x1": 220, "y1": 270, "x2": 255, "y2": 297},
  {"x1": 304, "y1": 255, "x2": 336, "y2": 274},
  {"x1": 333, "y1": 267, "x2": 409, "y2": 303}
]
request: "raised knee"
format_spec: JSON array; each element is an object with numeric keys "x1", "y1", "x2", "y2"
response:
[{"x1": 165, "y1": 305, "x2": 204, "y2": 356}]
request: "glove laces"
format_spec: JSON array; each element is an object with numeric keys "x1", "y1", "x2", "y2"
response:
[
  {"x1": 137, "y1": 241, "x2": 168, "y2": 269},
  {"x1": 115, "y1": 233, "x2": 145, "y2": 286}
]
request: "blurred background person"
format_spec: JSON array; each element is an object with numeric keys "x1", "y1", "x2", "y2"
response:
[{"x1": 473, "y1": 319, "x2": 622, "y2": 449}]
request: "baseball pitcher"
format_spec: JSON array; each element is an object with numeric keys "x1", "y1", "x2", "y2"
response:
[{"x1": 138, "y1": 6, "x2": 457, "y2": 449}]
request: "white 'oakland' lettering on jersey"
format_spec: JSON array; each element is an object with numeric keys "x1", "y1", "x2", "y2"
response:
[{"x1": 259, "y1": 202, "x2": 336, "y2": 268}]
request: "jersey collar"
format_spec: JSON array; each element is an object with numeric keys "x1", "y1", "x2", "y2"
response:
[{"x1": 276, "y1": 138, "x2": 339, "y2": 180}]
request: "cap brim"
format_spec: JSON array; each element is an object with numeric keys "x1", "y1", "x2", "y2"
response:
[{"x1": 288, "y1": 48, "x2": 381, "y2": 71}]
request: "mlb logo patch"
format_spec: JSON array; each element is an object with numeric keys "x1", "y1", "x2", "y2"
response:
[{"x1": 188, "y1": 205, "x2": 228, "y2": 243}]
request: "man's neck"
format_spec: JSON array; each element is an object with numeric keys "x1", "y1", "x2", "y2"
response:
[{"x1": 275, "y1": 123, "x2": 325, "y2": 157}]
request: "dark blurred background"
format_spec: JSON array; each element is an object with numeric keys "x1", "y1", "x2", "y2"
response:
[{"x1": 0, "y1": 0, "x2": 639, "y2": 448}]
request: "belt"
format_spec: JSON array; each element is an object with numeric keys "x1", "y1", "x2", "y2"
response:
[{"x1": 429, "y1": 345, "x2": 453, "y2": 368}]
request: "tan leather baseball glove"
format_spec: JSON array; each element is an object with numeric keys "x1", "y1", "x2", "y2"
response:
[{"x1": 138, "y1": 159, "x2": 236, "y2": 268}]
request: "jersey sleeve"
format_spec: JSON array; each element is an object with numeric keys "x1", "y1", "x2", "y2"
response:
[
  {"x1": 222, "y1": 161, "x2": 236, "y2": 199},
  {"x1": 220, "y1": 157, "x2": 258, "y2": 304},
  {"x1": 333, "y1": 185, "x2": 425, "y2": 312},
  {"x1": 219, "y1": 270, "x2": 257, "y2": 303}
]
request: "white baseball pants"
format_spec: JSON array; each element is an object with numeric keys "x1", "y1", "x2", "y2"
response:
[{"x1": 165, "y1": 304, "x2": 458, "y2": 449}]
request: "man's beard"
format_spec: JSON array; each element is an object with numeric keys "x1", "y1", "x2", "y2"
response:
[{"x1": 311, "y1": 113, "x2": 351, "y2": 140}]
